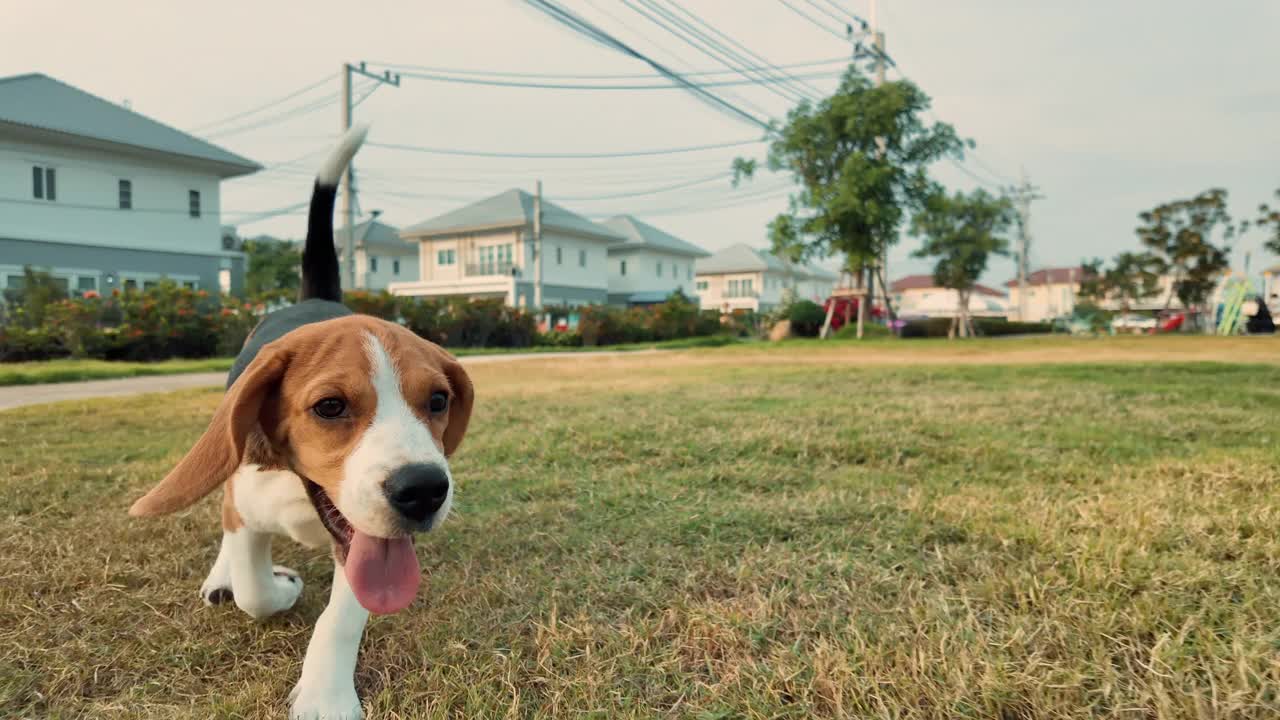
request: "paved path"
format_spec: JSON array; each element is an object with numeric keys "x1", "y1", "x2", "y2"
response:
[{"x1": 0, "y1": 349, "x2": 661, "y2": 412}]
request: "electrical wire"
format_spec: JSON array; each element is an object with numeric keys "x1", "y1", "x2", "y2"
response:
[
  {"x1": 387, "y1": 67, "x2": 841, "y2": 91},
  {"x1": 775, "y1": 0, "x2": 850, "y2": 41},
  {"x1": 189, "y1": 73, "x2": 335, "y2": 133},
  {"x1": 367, "y1": 56, "x2": 848, "y2": 81},
  {"x1": 365, "y1": 136, "x2": 762, "y2": 159}
]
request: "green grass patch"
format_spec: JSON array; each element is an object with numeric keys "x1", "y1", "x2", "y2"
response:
[
  {"x1": 2, "y1": 343, "x2": 1280, "y2": 717},
  {"x1": 0, "y1": 357, "x2": 236, "y2": 386}
]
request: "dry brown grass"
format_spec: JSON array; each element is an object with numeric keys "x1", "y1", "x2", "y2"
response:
[{"x1": 2, "y1": 336, "x2": 1280, "y2": 718}]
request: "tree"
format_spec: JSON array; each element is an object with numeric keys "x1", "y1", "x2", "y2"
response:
[
  {"x1": 909, "y1": 189, "x2": 1014, "y2": 338},
  {"x1": 1079, "y1": 252, "x2": 1163, "y2": 315},
  {"x1": 1256, "y1": 188, "x2": 1280, "y2": 256},
  {"x1": 734, "y1": 65, "x2": 965, "y2": 338},
  {"x1": 1135, "y1": 189, "x2": 1236, "y2": 311},
  {"x1": 242, "y1": 237, "x2": 301, "y2": 302}
]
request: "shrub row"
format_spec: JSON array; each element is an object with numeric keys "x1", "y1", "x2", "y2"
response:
[
  {"x1": 1, "y1": 276, "x2": 726, "y2": 362},
  {"x1": 898, "y1": 317, "x2": 1055, "y2": 338}
]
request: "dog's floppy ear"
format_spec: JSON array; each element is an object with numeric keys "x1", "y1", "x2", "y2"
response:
[
  {"x1": 129, "y1": 347, "x2": 290, "y2": 517},
  {"x1": 442, "y1": 357, "x2": 473, "y2": 458}
]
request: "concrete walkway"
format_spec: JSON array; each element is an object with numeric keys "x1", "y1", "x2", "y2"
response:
[{"x1": 0, "y1": 349, "x2": 660, "y2": 412}]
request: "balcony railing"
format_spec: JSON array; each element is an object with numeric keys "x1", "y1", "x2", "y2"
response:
[
  {"x1": 723, "y1": 290, "x2": 759, "y2": 298},
  {"x1": 464, "y1": 261, "x2": 517, "y2": 277}
]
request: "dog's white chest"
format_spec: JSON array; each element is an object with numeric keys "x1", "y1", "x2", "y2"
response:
[{"x1": 232, "y1": 465, "x2": 330, "y2": 548}]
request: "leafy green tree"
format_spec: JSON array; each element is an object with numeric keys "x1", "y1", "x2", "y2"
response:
[
  {"x1": 909, "y1": 189, "x2": 1014, "y2": 338},
  {"x1": 734, "y1": 65, "x2": 965, "y2": 337},
  {"x1": 1080, "y1": 252, "x2": 1163, "y2": 315},
  {"x1": 1136, "y1": 189, "x2": 1236, "y2": 309},
  {"x1": 1256, "y1": 188, "x2": 1280, "y2": 256},
  {"x1": 242, "y1": 237, "x2": 301, "y2": 302}
]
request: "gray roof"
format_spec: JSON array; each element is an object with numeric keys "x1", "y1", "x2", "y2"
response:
[
  {"x1": 401, "y1": 189, "x2": 623, "y2": 243},
  {"x1": 336, "y1": 220, "x2": 416, "y2": 254},
  {"x1": 696, "y1": 243, "x2": 787, "y2": 274},
  {"x1": 600, "y1": 215, "x2": 710, "y2": 258},
  {"x1": 0, "y1": 73, "x2": 259, "y2": 177},
  {"x1": 697, "y1": 243, "x2": 837, "y2": 280}
]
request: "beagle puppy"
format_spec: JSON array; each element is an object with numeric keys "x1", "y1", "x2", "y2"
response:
[{"x1": 129, "y1": 125, "x2": 473, "y2": 719}]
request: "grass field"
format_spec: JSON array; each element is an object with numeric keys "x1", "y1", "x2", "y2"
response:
[{"x1": 2, "y1": 337, "x2": 1279, "y2": 718}]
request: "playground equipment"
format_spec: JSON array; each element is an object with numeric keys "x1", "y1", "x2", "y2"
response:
[{"x1": 1216, "y1": 276, "x2": 1254, "y2": 335}]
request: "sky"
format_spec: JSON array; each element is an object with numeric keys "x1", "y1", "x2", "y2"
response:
[{"x1": 4, "y1": 0, "x2": 1278, "y2": 286}]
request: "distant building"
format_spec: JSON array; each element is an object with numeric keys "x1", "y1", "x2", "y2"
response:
[
  {"x1": 1005, "y1": 267, "x2": 1087, "y2": 322},
  {"x1": 335, "y1": 219, "x2": 419, "y2": 291},
  {"x1": 1262, "y1": 264, "x2": 1280, "y2": 307},
  {"x1": 0, "y1": 73, "x2": 259, "y2": 296},
  {"x1": 391, "y1": 189, "x2": 623, "y2": 307},
  {"x1": 695, "y1": 243, "x2": 837, "y2": 313},
  {"x1": 891, "y1": 274, "x2": 1009, "y2": 318},
  {"x1": 598, "y1": 214, "x2": 709, "y2": 306}
]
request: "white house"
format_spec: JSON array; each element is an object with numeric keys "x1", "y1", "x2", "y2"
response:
[
  {"x1": 599, "y1": 214, "x2": 709, "y2": 305},
  {"x1": 390, "y1": 189, "x2": 623, "y2": 307},
  {"x1": 695, "y1": 243, "x2": 838, "y2": 313},
  {"x1": 335, "y1": 219, "x2": 420, "y2": 291},
  {"x1": 890, "y1": 274, "x2": 1010, "y2": 318},
  {"x1": 0, "y1": 73, "x2": 259, "y2": 296}
]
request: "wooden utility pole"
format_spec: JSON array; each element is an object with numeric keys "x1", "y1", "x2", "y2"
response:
[
  {"x1": 1004, "y1": 169, "x2": 1043, "y2": 321},
  {"x1": 340, "y1": 62, "x2": 399, "y2": 290},
  {"x1": 533, "y1": 180, "x2": 543, "y2": 310}
]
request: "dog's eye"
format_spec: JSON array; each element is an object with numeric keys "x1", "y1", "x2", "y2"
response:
[
  {"x1": 428, "y1": 391, "x2": 449, "y2": 415},
  {"x1": 312, "y1": 397, "x2": 348, "y2": 419}
]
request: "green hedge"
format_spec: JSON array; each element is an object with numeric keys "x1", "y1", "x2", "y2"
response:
[{"x1": 1, "y1": 272, "x2": 724, "y2": 362}]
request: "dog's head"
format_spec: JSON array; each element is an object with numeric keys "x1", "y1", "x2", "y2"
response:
[{"x1": 129, "y1": 314, "x2": 473, "y2": 613}]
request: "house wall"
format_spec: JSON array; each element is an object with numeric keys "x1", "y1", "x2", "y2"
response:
[
  {"x1": 541, "y1": 230, "x2": 610, "y2": 290},
  {"x1": 342, "y1": 245, "x2": 420, "y2": 291},
  {"x1": 0, "y1": 137, "x2": 243, "y2": 294},
  {"x1": 607, "y1": 247, "x2": 698, "y2": 300},
  {"x1": 696, "y1": 271, "x2": 763, "y2": 312},
  {"x1": 0, "y1": 138, "x2": 226, "y2": 255}
]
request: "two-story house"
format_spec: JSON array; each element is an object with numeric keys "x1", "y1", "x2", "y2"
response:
[
  {"x1": 695, "y1": 243, "x2": 838, "y2": 313},
  {"x1": 0, "y1": 73, "x2": 259, "y2": 296},
  {"x1": 891, "y1": 274, "x2": 1010, "y2": 318},
  {"x1": 599, "y1": 214, "x2": 709, "y2": 305},
  {"x1": 391, "y1": 189, "x2": 623, "y2": 307},
  {"x1": 335, "y1": 219, "x2": 420, "y2": 291}
]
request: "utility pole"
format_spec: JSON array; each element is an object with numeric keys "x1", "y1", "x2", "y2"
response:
[
  {"x1": 340, "y1": 62, "x2": 400, "y2": 290},
  {"x1": 1004, "y1": 169, "x2": 1043, "y2": 321},
  {"x1": 533, "y1": 180, "x2": 543, "y2": 310}
]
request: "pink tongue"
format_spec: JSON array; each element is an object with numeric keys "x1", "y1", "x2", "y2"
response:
[{"x1": 344, "y1": 530, "x2": 421, "y2": 614}]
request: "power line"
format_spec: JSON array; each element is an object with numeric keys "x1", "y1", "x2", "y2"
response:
[
  {"x1": 800, "y1": 0, "x2": 856, "y2": 33},
  {"x1": 555, "y1": 171, "x2": 732, "y2": 201},
  {"x1": 189, "y1": 73, "x2": 334, "y2": 133},
  {"x1": 204, "y1": 91, "x2": 340, "y2": 139},
  {"x1": 365, "y1": 136, "x2": 762, "y2": 159},
  {"x1": 367, "y1": 56, "x2": 848, "y2": 81},
  {"x1": 654, "y1": 0, "x2": 825, "y2": 101},
  {"x1": 775, "y1": 0, "x2": 850, "y2": 41},
  {"x1": 385, "y1": 67, "x2": 841, "y2": 91},
  {"x1": 621, "y1": 0, "x2": 806, "y2": 106},
  {"x1": 522, "y1": 0, "x2": 771, "y2": 130},
  {"x1": 819, "y1": 0, "x2": 870, "y2": 30},
  {"x1": 0, "y1": 195, "x2": 306, "y2": 219}
]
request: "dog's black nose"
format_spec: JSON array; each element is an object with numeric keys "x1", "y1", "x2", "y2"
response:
[{"x1": 384, "y1": 463, "x2": 450, "y2": 524}]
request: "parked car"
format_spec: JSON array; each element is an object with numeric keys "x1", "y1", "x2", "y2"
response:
[{"x1": 1110, "y1": 313, "x2": 1157, "y2": 333}]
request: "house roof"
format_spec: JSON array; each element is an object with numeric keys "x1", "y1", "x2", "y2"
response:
[
  {"x1": 1004, "y1": 266, "x2": 1087, "y2": 287},
  {"x1": 1263, "y1": 264, "x2": 1280, "y2": 275},
  {"x1": 600, "y1": 215, "x2": 710, "y2": 258},
  {"x1": 697, "y1": 243, "x2": 787, "y2": 274},
  {"x1": 401, "y1": 189, "x2": 623, "y2": 242},
  {"x1": 0, "y1": 73, "x2": 259, "y2": 177},
  {"x1": 335, "y1": 220, "x2": 416, "y2": 254},
  {"x1": 891, "y1": 274, "x2": 1005, "y2": 297}
]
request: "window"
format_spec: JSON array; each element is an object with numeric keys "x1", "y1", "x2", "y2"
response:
[
  {"x1": 188, "y1": 190, "x2": 201, "y2": 218},
  {"x1": 118, "y1": 179, "x2": 132, "y2": 210},
  {"x1": 578, "y1": 249, "x2": 587, "y2": 267},
  {"x1": 393, "y1": 259, "x2": 401, "y2": 276},
  {"x1": 143, "y1": 280, "x2": 158, "y2": 291},
  {"x1": 182, "y1": 281, "x2": 198, "y2": 290},
  {"x1": 77, "y1": 276, "x2": 97, "y2": 293},
  {"x1": 369, "y1": 256, "x2": 379, "y2": 273},
  {"x1": 32, "y1": 166, "x2": 56, "y2": 201},
  {"x1": 727, "y1": 278, "x2": 755, "y2": 298},
  {"x1": 437, "y1": 248, "x2": 456, "y2": 266},
  {"x1": 672, "y1": 263, "x2": 678, "y2": 279},
  {"x1": 475, "y1": 244, "x2": 513, "y2": 274},
  {"x1": 656, "y1": 261, "x2": 663, "y2": 278},
  {"x1": 556, "y1": 246, "x2": 563, "y2": 265},
  {"x1": 687, "y1": 266, "x2": 692, "y2": 280},
  {"x1": 123, "y1": 278, "x2": 138, "y2": 292},
  {"x1": 620, "y1": 260, "x2": 627, "y2": 276},
  {"x1": 696, "y1": 280, "x2": 708, "y2": 291}
]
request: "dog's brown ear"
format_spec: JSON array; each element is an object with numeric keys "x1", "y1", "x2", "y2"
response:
[
  {"x1": 442, "y1": 357, "x2": 473, "y2": 458},
  {"x1": 129, "y1": 347, "x2": 290, "y2": 517}
]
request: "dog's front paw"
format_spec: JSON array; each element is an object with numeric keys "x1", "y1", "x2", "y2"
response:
[{"x1": 289, "y1": 681, "x2": 362, "y2": 720}]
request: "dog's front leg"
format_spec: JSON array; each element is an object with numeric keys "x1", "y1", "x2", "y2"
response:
[{"x1": 289, "y1": 562, "x2": 368, "y2": 720}]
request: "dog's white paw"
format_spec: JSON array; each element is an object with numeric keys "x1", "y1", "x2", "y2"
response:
[
  {"x1": 268, "y1": 565, "x2": 304, "y2": 612},
  {"x1": 289, "y1": 681, "x2": 362, "y2": 720}
]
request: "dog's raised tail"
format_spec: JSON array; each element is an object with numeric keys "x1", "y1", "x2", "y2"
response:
[{"x1": 300, "y1": 123, "x2": 369, "y2": 302}]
